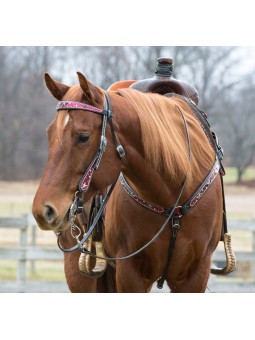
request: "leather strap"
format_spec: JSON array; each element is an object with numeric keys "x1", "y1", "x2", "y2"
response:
[
  {"x1": 120, "y1": 158, "x2": 221, "y2": 218},
  {"x1": 157, "y1": 217, "x2": 180, "y2": 289},
  {"x1": 56, "y1": 100, "x2": 105, "y2": 114},
  {"x1": 57, "y1": 180, "x2": 117, "y2": 253}
]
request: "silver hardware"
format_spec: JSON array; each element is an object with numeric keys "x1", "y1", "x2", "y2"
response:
[
  {"x1": 68, "y1": 191, "x2": 83, "y2": 239},
  {"x1": 95, "y1": 136, "x2": 107, "y2": 169},
  {"x1": 116, "y1": 145, "x2": 125, "y2": 158},
  {"x1": 212, "y1": 131, "x2": 224, "y2": 161},
  {"x1": 99, "y1": 135, "x2": 107, "y2": 152},
  {"x1": 54, "y1": 231, "x2": 62, "y2": 237}
]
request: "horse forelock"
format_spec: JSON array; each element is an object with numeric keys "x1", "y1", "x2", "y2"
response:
[{"x1": 118, "y1": 89, "x2": 215, "y2": 190}]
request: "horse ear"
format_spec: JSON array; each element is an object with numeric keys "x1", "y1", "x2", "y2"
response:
[
  {"x1": 44, "y1": 73, "x2": 69, "y2": 100},
  {"x1": 77, "y1": 72, "x2": 92, "y2": 100}
]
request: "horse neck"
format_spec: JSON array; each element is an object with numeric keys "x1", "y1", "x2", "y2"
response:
[
  {"x1": 123, "y1": 156, "x2": 181, "y2": 208},
  {"x1": 111, "y1": 93, "x2": 186, "y2": 207}
]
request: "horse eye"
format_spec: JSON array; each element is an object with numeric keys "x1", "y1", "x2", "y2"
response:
[{"x1": 78, "y1": 134, "x2": 90, "y2": 144}]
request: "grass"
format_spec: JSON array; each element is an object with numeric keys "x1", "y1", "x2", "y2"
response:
[
  {"x1": 0, "y1": 259, "x2": 66, "y2": 281},
  {"x1": 0, "y1": 260, "x2": 18, "y2": 280},
  {"x1": 0, "y1": 200, "x2": 32, "y2": 217},
  {"x1": 224, "y1": 167, "x2": 255, "y2": 184},
  {"x1": 227, "y1": 212, "x2": 253, "y2": 221}
]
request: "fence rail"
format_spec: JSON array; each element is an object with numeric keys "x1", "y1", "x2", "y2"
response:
[
  {"x1": 0, "y1": 215, "x2": 255, "y2": 293},
  {"x1": 0, "y1": 215, "x2": 68, "y2": 292}
]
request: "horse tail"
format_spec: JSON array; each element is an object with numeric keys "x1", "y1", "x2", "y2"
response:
[{"x1": 96, "y1": 264, "x2": 117, "y2": 292}]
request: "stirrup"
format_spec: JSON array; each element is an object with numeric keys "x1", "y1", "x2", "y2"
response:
[
  {"x1": 211, "y1": 233, "x2": 236, "y2": 275},
  {"x1": 78, "y1": 235, "x2": 107, "y2": 278}
]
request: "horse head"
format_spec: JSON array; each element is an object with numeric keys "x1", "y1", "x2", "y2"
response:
[{"x1": 32, "y1": 73, "x2": 122, "y2": 231}]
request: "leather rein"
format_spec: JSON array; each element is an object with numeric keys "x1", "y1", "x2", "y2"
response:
[{"x1": 54, "y1": 92, "x2": 223, "y2": 286}]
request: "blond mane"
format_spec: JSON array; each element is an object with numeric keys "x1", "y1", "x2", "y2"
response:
[{"x1": 118, "y1": 89, "x2": 215, "y2": 190}]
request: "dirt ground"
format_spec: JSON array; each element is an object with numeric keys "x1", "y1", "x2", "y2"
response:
[{"x1": 224, "y1": 184, "x2": 255, "y2": 219}]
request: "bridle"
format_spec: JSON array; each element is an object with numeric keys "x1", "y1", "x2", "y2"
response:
[
  {"x1": 56, "y1": 92, "x2": 125, "y2": 193},
  {"x1": 54, "y1": 92, "x2": 125, "y2": 252}
]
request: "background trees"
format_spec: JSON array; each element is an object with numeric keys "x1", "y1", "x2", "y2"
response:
[{"x1": 0, "y1": 46, "x2": 254, "y2": 182}]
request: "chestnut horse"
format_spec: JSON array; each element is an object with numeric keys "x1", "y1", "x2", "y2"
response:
[{"x1": 33, "y1": 72, "x2": 224, "y2": 293}]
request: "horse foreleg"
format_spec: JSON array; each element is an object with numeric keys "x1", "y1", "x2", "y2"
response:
[
  {"x1": 115, "y1": 261, "x2": 152, "y2": 293},
  {"x1": 167, "y1": 255, "x2": 212, "y2": 293},
  {"x1": 64, "y1": 252, "x2": 98, "y2": 292}
]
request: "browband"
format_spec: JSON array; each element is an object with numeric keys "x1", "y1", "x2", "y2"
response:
[{"x1": 56, "y1": 100, "x2": 106, "y2": 115}]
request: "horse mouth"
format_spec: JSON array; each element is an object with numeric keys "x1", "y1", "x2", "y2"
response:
[
  {"x1": 55, "y1": 204, "x2": 86, "y2": 232},
  {"x1": 53, "y1": 210, "x2": 71, "y2": 232}
]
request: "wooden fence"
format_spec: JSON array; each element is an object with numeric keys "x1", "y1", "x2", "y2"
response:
[
  {"x1": 0, "y1": 215, "x2": 255, "y2": 293},
  {"x1": 0, "y1": 215, "x2": 68, "y2": 292}
]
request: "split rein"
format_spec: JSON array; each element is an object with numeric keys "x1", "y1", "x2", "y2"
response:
[{"x1": 54, "y1": 92, "x2": 192, "y2": 263}]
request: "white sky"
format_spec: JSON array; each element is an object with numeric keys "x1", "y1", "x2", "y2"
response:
[{"x1": 1, "y1": 1, "x2": 255, "y2": 46}]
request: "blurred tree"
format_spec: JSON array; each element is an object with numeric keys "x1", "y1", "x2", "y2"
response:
[
  {"x1": 0, "y1": 46, "x2": 254, "y2": 181},
  {"x1": 171, "y1": 47, "x2": 239, "y2": 112},
  {"x1": 0, "y1": 47, "x2": 61, "y2": 180},
  {"x1": 217, "y1": 83, "x2": 255, "y2": 183}
]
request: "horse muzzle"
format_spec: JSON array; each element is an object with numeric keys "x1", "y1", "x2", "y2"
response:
[{"x1": 32, "y1": 200, "x2": 70, "y2": 231}]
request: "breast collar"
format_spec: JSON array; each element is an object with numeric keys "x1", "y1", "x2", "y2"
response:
[{"x1": 119, "y1": 157, "x2": 221, "y2": 218}]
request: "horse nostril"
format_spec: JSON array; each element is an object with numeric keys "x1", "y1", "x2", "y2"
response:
[{"x1": 44, "y1": 204, "x2": 57, "y2": 225}]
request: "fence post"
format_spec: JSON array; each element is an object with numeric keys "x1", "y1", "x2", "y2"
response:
[
  {"x1": 253, "y1": 232, "x2": 255, "y2": 253},
  {"x1": 17, "y1": 215, "x2": 28, "y2": 292},
  {"x1": 251, "y1": 217, "x2": 255, "y2": 280},
  {"x1": 30, "y1": 222, "x2": 37, "y2": 275}
]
